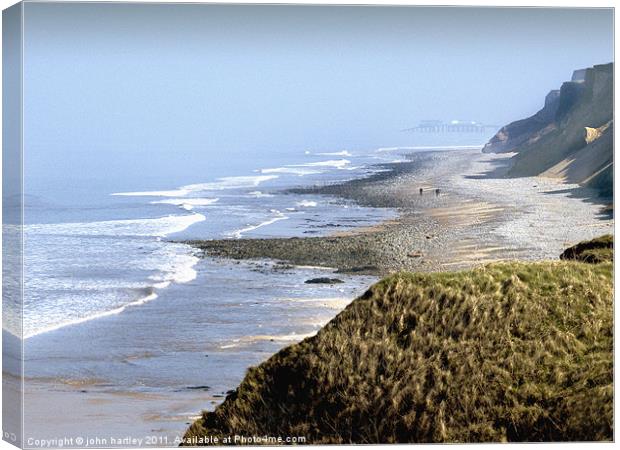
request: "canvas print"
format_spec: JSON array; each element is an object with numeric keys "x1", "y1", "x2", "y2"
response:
[{"x1": 2, "y1": 2, "x2": 614, "y2": 447}]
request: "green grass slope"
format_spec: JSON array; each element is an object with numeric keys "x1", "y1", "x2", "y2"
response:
[{"x1": 184, "y1": 239, "x2": 613, "y2": 444}]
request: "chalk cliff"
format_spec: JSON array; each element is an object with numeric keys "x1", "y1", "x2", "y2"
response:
[{"x1": 483, "y1": 63, "x2": 613, "y2": 198}]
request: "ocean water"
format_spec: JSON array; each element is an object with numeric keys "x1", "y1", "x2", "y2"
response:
[
  {"x1": 15, "y1": 142, "x2": 477, "y2": 340},
  {"x1": 7, "y1": 134, "x2": 486, "y2": 343},
  {"x1": 13, "y1": 134, "x2": 492, "y2": 440}
]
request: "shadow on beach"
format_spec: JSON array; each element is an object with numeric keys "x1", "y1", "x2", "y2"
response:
[
  {"x1": 465, "y1": 153, "x2": 613, "y2": 221},
  {"x1": 463, "y1": 154, "x2": 513, "y2": 180},
  {"x1": 541, "y1": 186, "x2": 613, "y2": 220}
]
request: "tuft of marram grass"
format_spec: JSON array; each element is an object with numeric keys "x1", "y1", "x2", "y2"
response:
[
  {"x1": 184, "y1": 243, "x2": 613, "y2": 444},
  {"x1": 560, "y1": 234, "x2": 613, "y2": 264}
]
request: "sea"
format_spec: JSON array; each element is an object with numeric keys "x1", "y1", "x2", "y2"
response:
[
  {"x1": 15, "y1": 136, "x2": 484, "y2": 340},
  {"x1": 19, "y1": 149, "x2": 395, "y2": 339},
  {"x1": 8, "y1": 133, "x2": 487, "y2": 440}
]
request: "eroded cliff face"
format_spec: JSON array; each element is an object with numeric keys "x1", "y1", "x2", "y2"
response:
[
  {"x1": 482, "y1": 89, "x2": 560, "y2": 154},
  {"x1": 483, "y1": 63, "x2": 613, "y2": 198}
]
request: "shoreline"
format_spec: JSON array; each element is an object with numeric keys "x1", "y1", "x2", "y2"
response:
[
  {"x1": 185, "y1": 150, "x2": 476, "y2": 276},
  {"x1": 22, "y1": 147, "x2": 613, "y2": 444},
  {"x1": 23, "y1": 250, "x2": 379, "y2": 444},
  {"x1": 185, "y1": 148, "x2": 613, "y2": 276}
]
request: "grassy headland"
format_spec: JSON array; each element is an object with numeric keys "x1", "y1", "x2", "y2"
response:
[{"x1": 183, "y1": 236, "x2": 613, "y2": 443}]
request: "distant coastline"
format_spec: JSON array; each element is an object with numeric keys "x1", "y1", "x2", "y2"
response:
[{"x1": 186, "y1": 146, "x2": 612, "y2": 277}]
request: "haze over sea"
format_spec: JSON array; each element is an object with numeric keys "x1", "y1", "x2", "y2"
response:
[{"x1": 19, "y1": 137, "x2": 479, "y2": 338}]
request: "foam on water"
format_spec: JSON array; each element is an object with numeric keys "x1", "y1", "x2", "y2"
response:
[
  {"x1": 26, "y1": 213, "x2": 205, "y2": 237},
  {"x1": 23, "y1": 291, "x2": 160, "y2": 339},
  {"x1": 258, "y1": 157, "x2": 353, "y2": 176},
  {"x1": 296, "y1": 200, "x2": 318, "y2": 207},
  {"x1": 228, "y1": 210, "x2": 289, "y2": 239},
  {"x1": 219, "y1": 332, "x2": 317, "y2": 349},
  {"x1": 151, "y1": 198, "x2": 219, "y2": 207},
  {"x1": 151, "y1": 198, "x2": 219, "y2": 211},
  {"x1": 112, "y1": 188, "x2": 192, "y2": 197},
  {"x1": 316, "y1": 150, "x2": 352, "y2": 157},
  {"x1": 21, "y1": 213, "x2": 205, "y2": 338},
  {"x1": 292, "y1": 159, "x2": 351, "y2": 169},
  {"x1": 112, "y1": 175, "x2": 278, "y2": 197},
  {"x1": 259, "y1": 167, "x2": 321, "y2": 176},
  {"x1": 247, "y1": 191, "x2": 274, "y2": 198},
  {"x1": 182, "y1": 175, "x2": 279, "y2": 192}
]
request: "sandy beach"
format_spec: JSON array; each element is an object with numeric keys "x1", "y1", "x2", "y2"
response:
[{"x1": 188, "y1": 148, "x2": 612, "y2": 275}]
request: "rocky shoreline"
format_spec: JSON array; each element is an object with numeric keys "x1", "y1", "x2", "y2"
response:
[
  {"x1": 185, "y1": 151, "x2": 469, "y2": 276},
  {"x1": 184, "y1": 148, "x2": 613, "y2": 276}
]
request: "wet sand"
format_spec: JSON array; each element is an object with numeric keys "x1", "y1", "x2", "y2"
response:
[{"x1": 188, "y1": 149, "x2": 613, "y2": 275}]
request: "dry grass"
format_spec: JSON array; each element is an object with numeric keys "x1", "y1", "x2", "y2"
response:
[
  {"x1": 560, "y1": 234, "x2": 613, "y2": 264},
  {"x1": 184, "y1": 239, "x2": 613, "y2": 444}
]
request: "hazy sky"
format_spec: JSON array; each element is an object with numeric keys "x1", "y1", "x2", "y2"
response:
[{"x1": 21, "y1": 4, "x2": 614, "y2": 188}]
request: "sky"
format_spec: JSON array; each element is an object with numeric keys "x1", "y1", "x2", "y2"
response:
[{"x1": 19, "y1": 3, "x2": 614, "y2": 190}]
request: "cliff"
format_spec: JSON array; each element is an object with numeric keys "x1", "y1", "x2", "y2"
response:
[
  {"x1": 483, "y1": 63, "x2": 613, "y2": 198},
  {"x1": 482, "y1": 89, "x2": 561, "y2": 154},
  {"x1": 183, "y1": 237, "x2": 612, "y2": 444}
]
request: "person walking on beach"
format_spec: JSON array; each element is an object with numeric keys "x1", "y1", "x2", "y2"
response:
[
  {"x1": 435, "y1": 188, "x2": 440, "y2": 195},
  {"x1": 419, "y1": 188, "x2": 423, "y2": 195}
]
